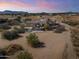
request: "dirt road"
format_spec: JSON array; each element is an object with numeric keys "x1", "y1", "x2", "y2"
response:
[{"x1": 61, "y1": 23, "x2": 77, "y2": 59}]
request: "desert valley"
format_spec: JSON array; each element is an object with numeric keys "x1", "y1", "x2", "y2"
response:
[{"x1": 0, "y1": 11, "x2": 79, "y2": 59}]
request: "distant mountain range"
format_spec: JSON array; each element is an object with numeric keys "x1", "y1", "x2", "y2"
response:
[
  {"x1": 0, "y1": 10, "x2": 28, "y2": 15},
  {"x1": 0, "y1": 10, "x2": 79, "y2": 15}
]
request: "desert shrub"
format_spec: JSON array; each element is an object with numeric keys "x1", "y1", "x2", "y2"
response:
[
  {"x1": 26, "y1": 33, "x2": 40, "y2": 47},
  {"x1": 0, "y1": 49, "x2": 7, "y2": 55},
  {"x1": 16, "y1": 28, "x2": 25, "y2": 33},
  {"x1": 71, "y1": 27, "x2": 79, "y2": 45},
  {"x1": 73, "y1": 43, "x2": 79, "y2": 47},
  {"x1": 0, "y1": 24, "x2": 11, "y2": 30},
  {"x1": 71, "y1": 28, "x2": 79, "y2": 43},
  {"x1": 4, "y1": 44, "x2": 23, "y2": 55},
  {"x1": 17, "y1": 51, "x2": 33, "y2": 59},
  {"x1": 0, "y1": 49, "x2": 7, "y2": 59},
  {"x1": 15, "y1": 16, "x2": 22, "y2": 23},
  {"x1": 13, "y1": 26, "x2": 19, "y2": 30},
  {"x1": 71, "y1": 27, "x2": 79, "y2": 57},
  {"x1": 20, "y1": 23, "x2": 26, "y2": 28},
  {"x1": 54, "y1": 25, "x2": 66, "y2": 33},
  {"x1": 13, "y1": 26, "x2": 25, "y2": 33},
  {"x1": 2, "y1": 30, "x2": 20, "y2": 40},
  {"x1": 43, "y1": 24, "x2": 49, "y2": 31},
  {"x1": 7, "y1": 20, "x2": 20, "y2": 26},
  {"x1": 0, "y1": 29, "x2": 4, "y2": 32},
  {"x1": 62, "y1": 20, "x2": 79, "y2": 26}
]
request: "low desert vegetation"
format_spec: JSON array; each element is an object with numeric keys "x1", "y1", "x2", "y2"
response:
[
  {"x1": 0, "y1": 24, "x2": 11, "y2": 30},
  {"x1": 0, "y1": 13, "x2": 79, "y2": 59},
  {"x1": 62, "y1": 20, "x2": 79, "y2": 26},
  {"x1": 71, "y1": 27, "x2": 79, "y2": 43},
  {"x1": 26, "y1": 33, "x2": 45, "y2": 48},
  {"x1": 17, "y1": 51, "x2": 33, "y2": 59},
  {"x1": 2, "y1": 30, "x2": 20, "y2": 40},
  {"x1": 0, "y1": 49, "x2": 7, "y2": 56},
  {"x1": 26, "y1": 33, "x2": 40, "y2": 48},
  {"x1": 0, "y1": 44, "x2": 33, "y2": 59},
  {"x1": 15, "y1": 16, "x2": 22, "y2": 23},
  {"x1": 43, "y1": 24, "x2": 49, "y2": 31},
  {"x1": 4, "y1": 44, "x2": 24, "y2": 55},
  {"x1": 71, "y1": 26, "x2": 79, "y2": 57},
  {"x1": 0, "y1": 29, "x2": 4, "y2": 32},
  {"x1": 13, "y1": 26, "x2": 25, "y2": 34},
  {"x1": 54, "y1": 25, "x2": 66, "y2": 33}
]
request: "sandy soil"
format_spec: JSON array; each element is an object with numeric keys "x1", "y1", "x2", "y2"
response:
[{"x1": 0, "y1": 24, "x2": 77, "y2": 59}]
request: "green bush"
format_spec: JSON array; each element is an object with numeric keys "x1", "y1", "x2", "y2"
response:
[
  {"x1": 26, "y1": 33, "x2": 40, "y2": 47},
  {"x1": 43, "y1": 24, "x2": 49, "y2": 31},
  {"x1": 17, "y1": 51, "x2": 33, "y2": 59},
  {"x1": 2, "y1": 30, "x2": 20, "y2": 40},
  {"x1": 4, "y1": 44, "x2": 24, "y2": 55}
]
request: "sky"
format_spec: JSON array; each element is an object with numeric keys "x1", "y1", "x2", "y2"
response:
[{"x1": 0, "y1": 0, "x2": 79, "y2": 13}]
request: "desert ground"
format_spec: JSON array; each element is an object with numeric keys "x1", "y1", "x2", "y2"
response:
[
  {"x1": 0, "y1": 22, "x2": 77, "y2": 59},
  {"x1": 0, "y1": 14, "x2": 79, "y2": 59}
]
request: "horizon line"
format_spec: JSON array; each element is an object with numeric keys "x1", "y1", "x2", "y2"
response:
[{"x1": 0, "y1": 10, "x2": 79, "y2": 13}]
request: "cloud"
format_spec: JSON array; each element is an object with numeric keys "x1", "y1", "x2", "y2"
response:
[
  {"x1": 1, "y1": 1, "x2": 32, "y2": 7},
  {"x1": 0, "y1": 0, "x2": 72, "y2": 12},
  {"x1": 0, "y1": 1, "x2": 33, "y2": 11},
  {"x1": 34, "y1": 0, "x2": 59, "y2": 11}
]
